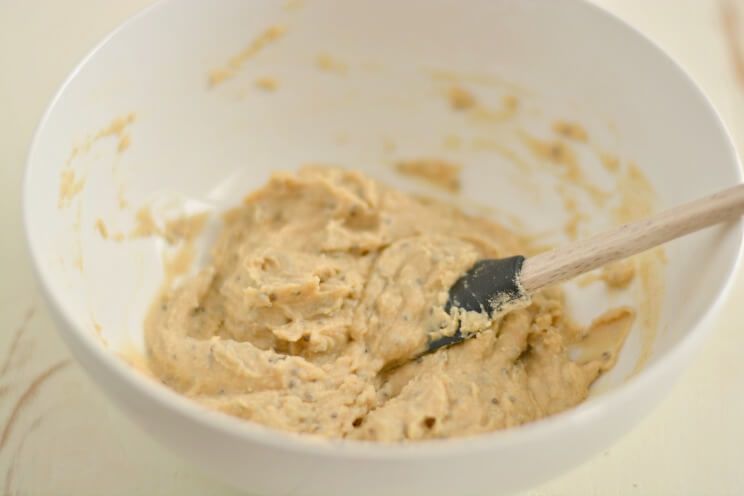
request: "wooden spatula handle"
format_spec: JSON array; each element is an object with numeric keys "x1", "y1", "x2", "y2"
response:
[{"x1": 519, "y1": 183, "x2": 744, "y2": 294}]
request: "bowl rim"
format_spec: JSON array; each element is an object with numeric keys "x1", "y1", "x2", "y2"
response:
[{"x1": 23, "y1": 0, "x2": 744, "y2": 459}]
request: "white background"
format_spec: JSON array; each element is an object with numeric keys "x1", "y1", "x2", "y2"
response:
[{"x1": 1, "y1": 1, "x2": 743, "y2": 494}]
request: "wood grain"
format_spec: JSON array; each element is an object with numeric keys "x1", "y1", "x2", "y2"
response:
[{"x1": 520, "y1": 183, "x2": 744, "y2": 293}]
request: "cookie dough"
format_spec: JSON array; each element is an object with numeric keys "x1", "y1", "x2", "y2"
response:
[{"x1": 144, "y1": 166, "x2": 634, "y2": 441}]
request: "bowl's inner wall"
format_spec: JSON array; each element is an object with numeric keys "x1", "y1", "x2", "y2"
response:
[{"x1": 27, "y1": 0, "x2": 741, "y2": 396}]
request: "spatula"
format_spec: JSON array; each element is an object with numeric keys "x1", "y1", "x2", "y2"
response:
[{"x1": 426, "y1": 183, "x2": 744, "y2": 353}]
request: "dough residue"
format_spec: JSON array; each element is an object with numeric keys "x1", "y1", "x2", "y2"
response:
[
  {"x1": 521, "y1": 133, "x2": 608, "y2": 206},
  {"x1": 395, "y1": 158, "x2": 462, "y2": 192},
  {"x1": 443, "y1": 82, "x2": 518, "y2": 122},
  {"x1": 578, "y1": 259, "x2": 636, "y2": 289},
  {"x1": 95, "y1": 218, "x2": 109, "y2": 239},
  {"x1": 208, "y1": 25, "x2": 286, "y2": 87},
  {"x1": 600, "y1": 259, "x2": 636, "y2": 289},
  {"x1": 283, "y1": 0, "x2": 303, "y2": 11},
  {"x1": 470, "y1": 95, "x2": 520, "y2": 123},
  {"x1": 614, "y1": 163, "x2": 664, "y2": 374},
  {"x1": 130, "y1": 207, "x2": 208, "y2": 243},
  {"x1": 447, "y1": 86, "x2": 477, "y2": 111},
  {"x1": 315, "y1": 53, "x2": 347, "y2": 74},
  {"x1": 552, "y1": 120, "x2": 589, "y2": 142},
  {"x1": 255, "y1": 77, "x2": 279, "y2": 92},
  {"x1": 96, "y1": 113, "x2": 136, "y2": 153},
  {"x1": 65, "y1": 112, "x2": 136, "y2": 167},
  {"x1": 442, "y1": 134, "x2": 463, "y2": 150},
  {"x1": 557, "y1": 185, "x2": 587, "y2": 239},
  {"x1": 144, "y1": 167, "x2": 635, "y2": 442},
  {"x1": 58, "y1": 169, "x2": 85, "y2": 208},
  {"x1": 130, "y1": 207, "x2": 159, "y2": 238},
  {"x1": 471, "y1": 138, "x2": 531, "y2": 172},
  {"x1": 599, "y1": 152, "x2": 620, "y2": 172}
]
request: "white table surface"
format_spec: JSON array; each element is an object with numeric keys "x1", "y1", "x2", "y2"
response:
[{"x1": 1, "y1": 1, "x2": 743, "y2": 494}]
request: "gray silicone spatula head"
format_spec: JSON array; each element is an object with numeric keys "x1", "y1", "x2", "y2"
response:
[{"x1": 427, "y1": 255, "x2": 528, "y2": 352}]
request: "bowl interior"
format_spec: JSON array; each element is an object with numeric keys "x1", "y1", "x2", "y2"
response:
[{"x1": 26, "y1": 0, "x2": 741, "y2": 416}]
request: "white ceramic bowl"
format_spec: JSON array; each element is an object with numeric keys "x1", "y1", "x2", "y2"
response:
[{"x1": 24, "y1": 1, "x2": 743, "y2": 495}]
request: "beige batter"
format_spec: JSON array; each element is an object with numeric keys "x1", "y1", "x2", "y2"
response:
[{"x1": 145, "y1": 166, "x2": 634, "y2": 441}]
